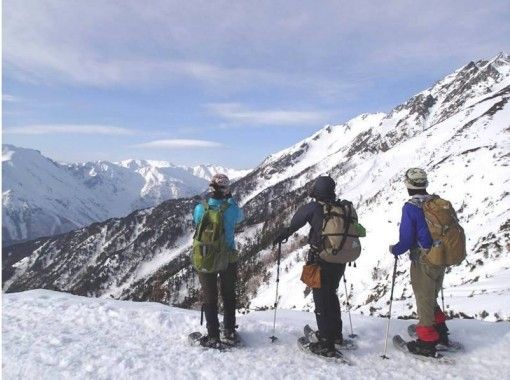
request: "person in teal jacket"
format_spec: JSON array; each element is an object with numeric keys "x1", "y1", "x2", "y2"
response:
[
  {"x1": 193, "y1": 174, "x2": 244, "y2": 348},
  {"x1": 193, "y1": 193, "x2": 244, "y2": 251}
]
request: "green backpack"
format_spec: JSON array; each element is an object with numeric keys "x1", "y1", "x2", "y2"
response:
[{"x1": 192, "y1": 200, "x2": 230, "y2": 273}]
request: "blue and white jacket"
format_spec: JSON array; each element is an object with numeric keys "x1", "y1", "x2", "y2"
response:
[
  {"x1": 193, "y1": 196, "x2": 244, "y2": 250},
  {"x1": 391, "y1": 194, "x2": 433, "y2": 256}
]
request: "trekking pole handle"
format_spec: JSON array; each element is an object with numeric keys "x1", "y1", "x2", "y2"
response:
[{"x1": 389, "y1": 256, "x2": 398, "y2": 304}]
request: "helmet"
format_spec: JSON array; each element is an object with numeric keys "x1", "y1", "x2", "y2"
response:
[{"x1": 404, "y1": 168, "x2": 428, "y2": 189}]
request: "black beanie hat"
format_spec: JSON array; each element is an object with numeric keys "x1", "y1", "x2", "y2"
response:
[{"x1": 310, "y1": 176, "x2": 336, "y2": 201}]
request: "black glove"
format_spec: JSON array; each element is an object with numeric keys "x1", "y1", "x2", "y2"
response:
[
  {"x1": 273, "y1": 228, "x2": 290, "y2": 246},
  {"x1": 306, "y1": 250, "x2": 318, "y2": 265}
]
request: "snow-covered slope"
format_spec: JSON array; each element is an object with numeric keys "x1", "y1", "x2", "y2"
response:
[
  {"x1": 2, "y1": 146, "x2": 250, "y2": 244},
  {"x1": 3, "y1": 53, "x2": 509, "y2": 322},
  {"x1": 2, "y1": 145, "x2": 112, "y2": 245},
  {"x1": 241, "y1": 52, "x2": 510, "y2": 320},
  {"x1": 3, "y1": 290, "x2": 510, "y2": 379}
]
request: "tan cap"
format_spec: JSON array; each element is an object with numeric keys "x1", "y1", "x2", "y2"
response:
[{"x1": 404, "y1": 168, "x2": 428, "y2": 189}]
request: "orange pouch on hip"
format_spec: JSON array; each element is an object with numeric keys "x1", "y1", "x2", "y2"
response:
[{"x1": 300, "y1": 264, "x2": 321, "y2": 289}]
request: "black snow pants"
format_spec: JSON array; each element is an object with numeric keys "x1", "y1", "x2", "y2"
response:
[
  {"x1": 312, "y1": 259, "x2": 346, "y2": 348},
  {"x1": 197, "y1": 262, "x2": 237, "y2": 338}
]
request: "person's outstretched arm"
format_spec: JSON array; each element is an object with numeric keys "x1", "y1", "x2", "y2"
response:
[{"x1": 391, "y1": 204, "x2": 416, "y2": 255}]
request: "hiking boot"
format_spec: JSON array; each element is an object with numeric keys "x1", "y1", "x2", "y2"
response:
[
  {"x1": 333, "y1": 336, "x2": 344, "y2": 346},
  {"x1": 315, "y1": 331, "x2": 343, "y2": 346},
  {"x1": 199, "y1": 335, "x2": 222, "y2": 349},
  {"x1": 221, "y1": 328, "x2": 237, "y2": 345},
  {"x1": 435, "y1": 323, "x2": 449, "y2": 346},
  {"x1": 406, "y1": 340, "x2": 437, "y2": 357},
  {"x1": 308, "y1": 341, "x2": 336, "y2": 358}
]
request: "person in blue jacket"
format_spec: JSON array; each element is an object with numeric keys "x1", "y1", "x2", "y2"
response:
[
  {"x1": 193, "y1": 174, "x2": 244, "y2": 348},
  {"x1": 389, "y1": 168, "x2": 449, "y2": 357}
]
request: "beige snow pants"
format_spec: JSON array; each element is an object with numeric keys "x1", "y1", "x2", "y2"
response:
[{"x1": 410, "y1": 249, "x2": 446, "y2": 327}]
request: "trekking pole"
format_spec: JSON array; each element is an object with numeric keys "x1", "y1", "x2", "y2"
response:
[
  {"x1": 381, "y1": 256, "x2": 398, "y2": 359},
  {"x1": 270, "y1": 242, "x2": 282, "y2": 343},
  {"x1": 343, "y1": 275, "x2": 358, "y2": 338},
  {"x1": 441, "y1": 286, "x2": 445, "y2": 312}
]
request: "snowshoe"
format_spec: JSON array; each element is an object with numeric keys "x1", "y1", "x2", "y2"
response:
[
  {"x1": 408, "y1": 324, "x2": 463, "y2": 352},
  {"x1": 188, "y1": 332, "x2": 227, "y2": 350},
  {"x1": 220, "y1": 328, "x2": 243, "y2": 347},
  {"x1": 189, "y1": 330, "x2": 243, "y2": 350},
  {"x1": 188, "y1": 331, "x2": 204, "y2": 347},
  {"x1": 297, "y1": 336, "x2": 353, "y2": 365},
  {"x1": 393, "y1": 335, "x2": 455, "y2": 364},
  {"x1": 303, "y1": 324, "x2": 357, "y2": 350}
]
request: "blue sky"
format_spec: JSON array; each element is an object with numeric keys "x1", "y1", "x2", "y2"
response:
[{"x1": 3, "y1": 0, "x2": 509, "y2": 168}]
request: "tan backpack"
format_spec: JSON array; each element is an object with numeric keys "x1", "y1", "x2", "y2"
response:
[
  {"x1": 422, "y1": 196, "x2": 466, "y2": 266},
  {"x1": 317, "y1": 201, "x2": 362, "y2": 264}
]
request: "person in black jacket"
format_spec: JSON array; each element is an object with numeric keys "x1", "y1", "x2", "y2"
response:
[{"x1": 273, "y1": 175, "x2": 352, "y2": 357}]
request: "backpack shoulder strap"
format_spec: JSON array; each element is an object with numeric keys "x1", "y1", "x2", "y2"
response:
[
  {"x1": 339, "y1": 200, "x2": 357, "y2": 221},
  {"x1": 194, "y1": 200, "x2": 210, "y2": 240},
  {"x1": 406, "y1": 197, "x2": 423, "y2": 208},
  {"x1": 317, "y1": 200, "x2": 328, "y2": 210},
  {"x1": 407, "y1": 194, "x2": 436, "y2": 208},
  {"x1": 424, "y1": 194, "x2": 440, "y2": 202}
]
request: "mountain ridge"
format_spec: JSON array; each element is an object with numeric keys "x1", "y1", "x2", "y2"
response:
[{"x1": 2, "y1": 144, "x2": 250, "y2": 245}]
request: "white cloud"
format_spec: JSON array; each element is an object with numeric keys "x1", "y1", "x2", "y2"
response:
[
  {"x1": 207, "y1": 103, "x2": 331, "y2": 125},
  {"x1": 5, "y1": 1, "x2": 508, "y2": 91},
  {"x1": 134, "y1": 139, "x2": 224, "y2": 149},
  {"x1": 4, "y1": 48, "x2": 281, "y2": 89},
  {"x1": 3, "y1": 94, "x2": 20, "y2": 102},
  {"x1": 4, "y1": 124, "x2": 135, "y2": 135},
  {"x1": 2, "y1": 1, "x2": 508, "y2": 98}
]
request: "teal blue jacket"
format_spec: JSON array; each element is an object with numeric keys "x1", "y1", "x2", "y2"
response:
[{"x1": 193, "y1": 197, "x2": 244, "y2": 249}]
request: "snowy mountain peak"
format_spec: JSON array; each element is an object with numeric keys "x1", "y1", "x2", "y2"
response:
[
  {"x1": 188, "y1": 164, "x2": 251, "y2": 182},
  {"x1": 256, "y1": 53, "x2": 509, "y2": 189},
  {"x1": 455, "y1": 52, "x2": 509, "y2": 76},
  {"x1": 492, "y1": 51, "x2": 509, "y2": 60},
  {"x1": 2, "y1": 145, "x2": 252, "y2": 244},
  {"x1": 116, "y1": 159, "x2": 250, "y2": 182},
  {"x1": 2, "y1": 144, "x2": 46, "y2": 164},
  {"x1": 482, "y1": 51, "x2": 510, "y2": 70},
  {"x1": 118, "y1": 159, "x2": 173, "y2": 170},
  {"x1": 389, "y1": 51, "x2": 509, "y2": 130}
]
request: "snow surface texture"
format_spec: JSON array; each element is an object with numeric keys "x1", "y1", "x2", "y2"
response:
[
  {"x1": 3, "y1": 290, "x2": 510, "y2": 380},
  {"x1": 2, "y1": 146, "x2": 250, "y2": 244},
  {"x1": 3, "y1": 53, "x2": 510, "y2": 323}
]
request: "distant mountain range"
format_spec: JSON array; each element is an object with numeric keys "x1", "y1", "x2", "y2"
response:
[
  {"x1": 2, "y1": 145, "x2": 250, "y2": 245},
  {"x1": 3, "y1": 52, "x2": 509, "y2": 321}
]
